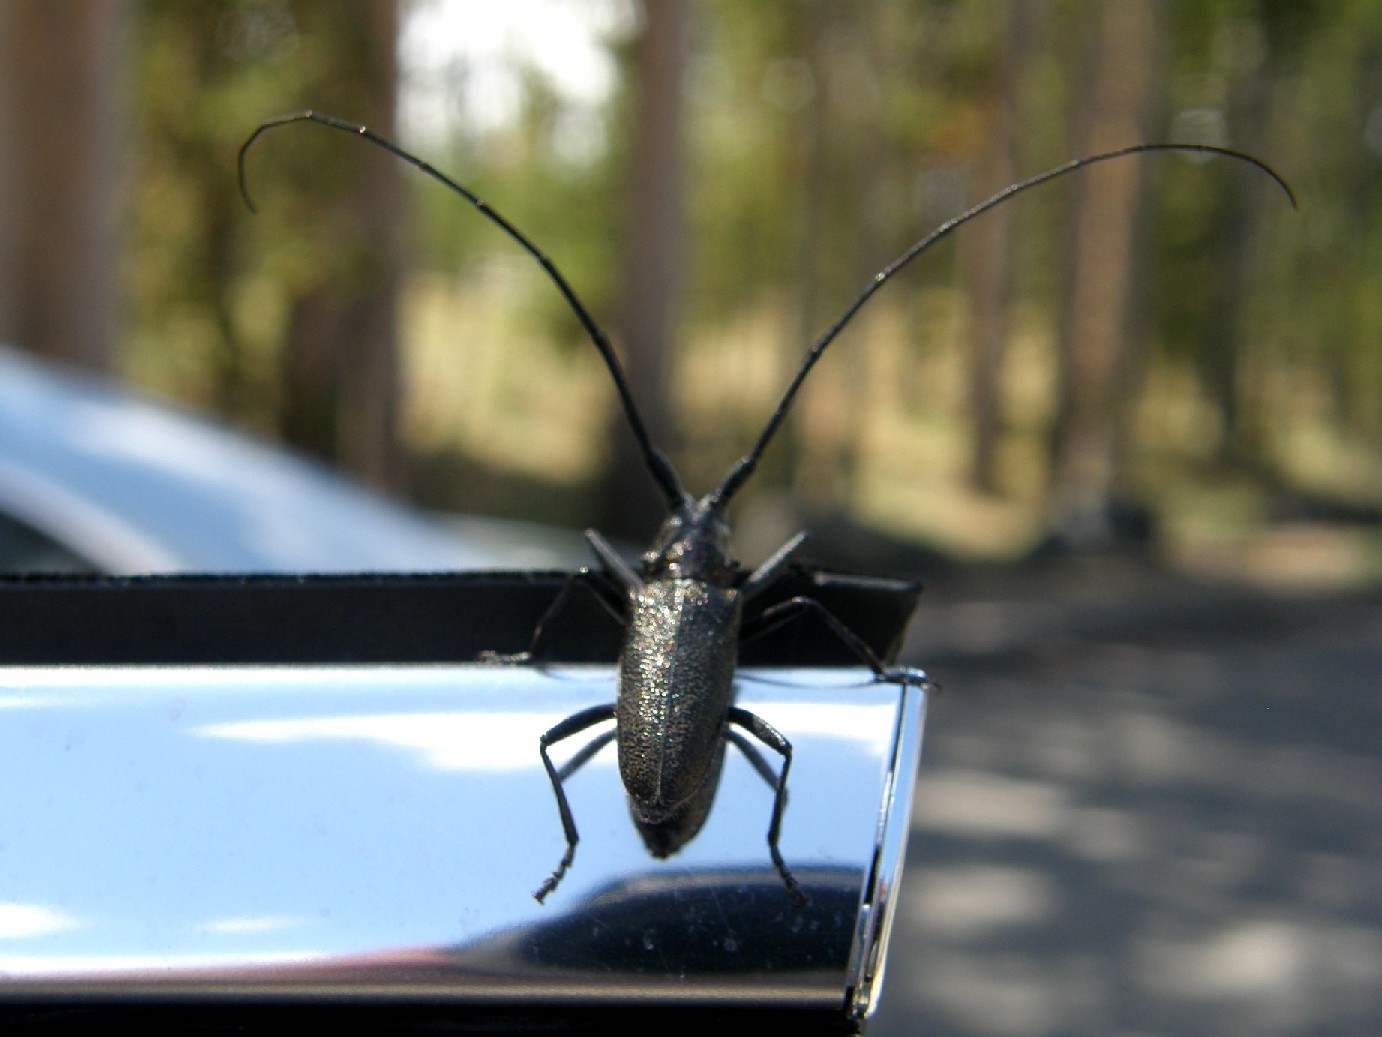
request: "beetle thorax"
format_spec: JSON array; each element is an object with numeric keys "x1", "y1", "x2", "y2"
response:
[{"x1": 641, "y1": 496, "x2": 737, "y2": 584}]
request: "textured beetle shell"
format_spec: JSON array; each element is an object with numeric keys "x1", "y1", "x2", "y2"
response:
[
  {"x1": 617, "y1": 578, "x2": 742, "y2": 824},
  {"x1": 634, "y1": 739, "x2": 727, "y2": 858}
]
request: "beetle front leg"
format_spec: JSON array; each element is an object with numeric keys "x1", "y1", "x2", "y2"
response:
[
  {"x1": 480, "y1": 568, "x2": 625, "y2": 664},
  {"x1": 535, "y1": 703, "x2": 617, "y2": 903},
  {"x1": 727, "y1": 706, "x2": 807, "y2": 907}
]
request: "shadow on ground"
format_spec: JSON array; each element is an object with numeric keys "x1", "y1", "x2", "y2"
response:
[{"x1": 871, "y1": 557, "x2": 1382, "y2": 1037}]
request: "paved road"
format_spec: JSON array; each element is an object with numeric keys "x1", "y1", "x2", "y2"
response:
[{"x1": 871, "y1": 561, "x2": 1382, "y2": 1037}]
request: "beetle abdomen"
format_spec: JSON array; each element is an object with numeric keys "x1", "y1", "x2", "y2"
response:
[{"x1": 617, "y1": 578, "x2": 742, "y2": 822}]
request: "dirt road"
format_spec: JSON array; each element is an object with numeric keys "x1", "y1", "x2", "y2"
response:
[{"x1": 872, "y1": 560, "x2": 1382, "y2": 1037}]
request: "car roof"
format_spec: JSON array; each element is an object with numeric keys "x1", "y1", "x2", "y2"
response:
[{"x1": 0, "y1": 345, "x2": 497, "y2": 574}]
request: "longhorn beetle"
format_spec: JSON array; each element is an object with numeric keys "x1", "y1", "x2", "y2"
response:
[{"x1": 239, "y1": 111, "x2": 1294, "y2": 904}]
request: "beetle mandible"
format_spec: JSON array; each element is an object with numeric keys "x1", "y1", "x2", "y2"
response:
[{"x1": 239, "y1": 111, "x2": 1294, "y2": 904}]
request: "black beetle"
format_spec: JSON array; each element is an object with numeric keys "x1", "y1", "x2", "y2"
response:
[{"x1": 239, "y1": 112, "x2": 1293, "y2": 904}]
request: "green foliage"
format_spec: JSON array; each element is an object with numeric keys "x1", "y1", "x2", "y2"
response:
[
  {"x1": 127, "y1": 0, "x2": 1382, "y2": 556},
  {"x1": 132, "y1": 1, "x2": 385, "y2": 422}
]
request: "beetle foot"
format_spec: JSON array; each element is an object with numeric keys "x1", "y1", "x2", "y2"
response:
[
  {"x1": 533, "y1": 844, "x2": 576, "y2": 904},
  {"x1": 772, "y1": 846, "x2": 809, "y2": 908},
  {"x1": 879, "y1": 666, "x2": 937, "y2": 693},
  {"x1": 479, "y1": 649, "x2": 533, "y2": 665}
]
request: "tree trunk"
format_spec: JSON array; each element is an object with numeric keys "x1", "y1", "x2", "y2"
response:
[
  {"x1": 0, "y1": 0, "x2": 127, "y2": 372},
  {"x1": 335, "y1": 0, "x2": 404, "y2": 490},
  {"x1": 964, "y1": 5, "x2": 1035, "y2": 495},
  {"x1": 601, "y1": 0, "x2": 691, "y2": 539},
  {"x1": 278, "y1": 0, "x2": 403, "y2": 491},
  {"x1": 1048, "y1": 0, "x2": 1163, "y2": 548},
  {"x1": 788, "y1": 1, "x2": 883, "y2": 509},
  {"x1": 1199, "y1": 55, "x2": 1272, "y2": 467}
]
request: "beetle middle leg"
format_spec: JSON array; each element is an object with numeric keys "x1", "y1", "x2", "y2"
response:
[
  {"x1": 535, "y1": 702, "x2": 616, "y2": 903},
  {"x1": 726, "y1": 706, "x2": 807, "y2": 906},
  {"x1": 744, "y1": 594, "x2": 931, "y2": 688}
]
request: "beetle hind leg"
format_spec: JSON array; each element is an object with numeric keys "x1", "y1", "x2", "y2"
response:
[
  {"x1": 727, "y1": 706, "x2": 808, "y2": 907},
  {"x1": 534, "y1": 703, "x2": 617, "y2": 903}
]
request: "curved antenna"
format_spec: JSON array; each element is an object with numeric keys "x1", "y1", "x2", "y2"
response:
[
  {"x1": 708, "y1": 143, "x2": 1295, "y2": 509},
  {"x1": 238, "y1": 110, "x2": 687, "y2": 509}
]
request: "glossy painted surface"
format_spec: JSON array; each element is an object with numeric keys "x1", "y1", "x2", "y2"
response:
[
  {"x1": 0, "y1": 344, "x2": 537, "y2": 573},
  {"x1": 0, "y1": 665, "x2": 925, "y2": 1010}
]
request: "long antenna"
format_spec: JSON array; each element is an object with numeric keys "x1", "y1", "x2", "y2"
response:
[
  {"x1": 707, "y1": 143, "x2": 1296, "y2": 510},
  {"x1": 238, "y1": 110, "x2": 687, "y2": 509}
]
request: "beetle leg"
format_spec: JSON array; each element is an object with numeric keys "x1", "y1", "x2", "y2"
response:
[
  {"x1": 535, "y1": 703, "x2": 617, "y2": 903},
  {"x1": 724, "y1": 728, "x2": 782, "y2": 792},
  {"x1": 584, "y1": 528, "x2": 643, "y2": 592},
  {"x1": 743, "y1": 595, "x2": 931, "y2": 688},
  {"x1": 556, "y1": 726, "x2": 617, "y2": 783},
  {"x1": 726, "y1": 706, "x2": 807, "y2": 907},
  {"x1": 480, "y1": 568, "x2": 624, "y2": 664},
  {"x1": 738, "y1": 530, "x2": 807, "y2": 601},
  {"x1": 743, "y1": 596, "x2": 887, "y2": 673}
]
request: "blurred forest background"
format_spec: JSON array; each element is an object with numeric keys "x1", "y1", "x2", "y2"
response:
[{"x1": 1, "y1": 0, "x2": 1379, "y2": 581}]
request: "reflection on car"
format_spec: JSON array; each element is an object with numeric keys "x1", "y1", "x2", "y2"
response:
[{"x1": 0, "y1": 344, "x2": 581, "y2": 574}]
